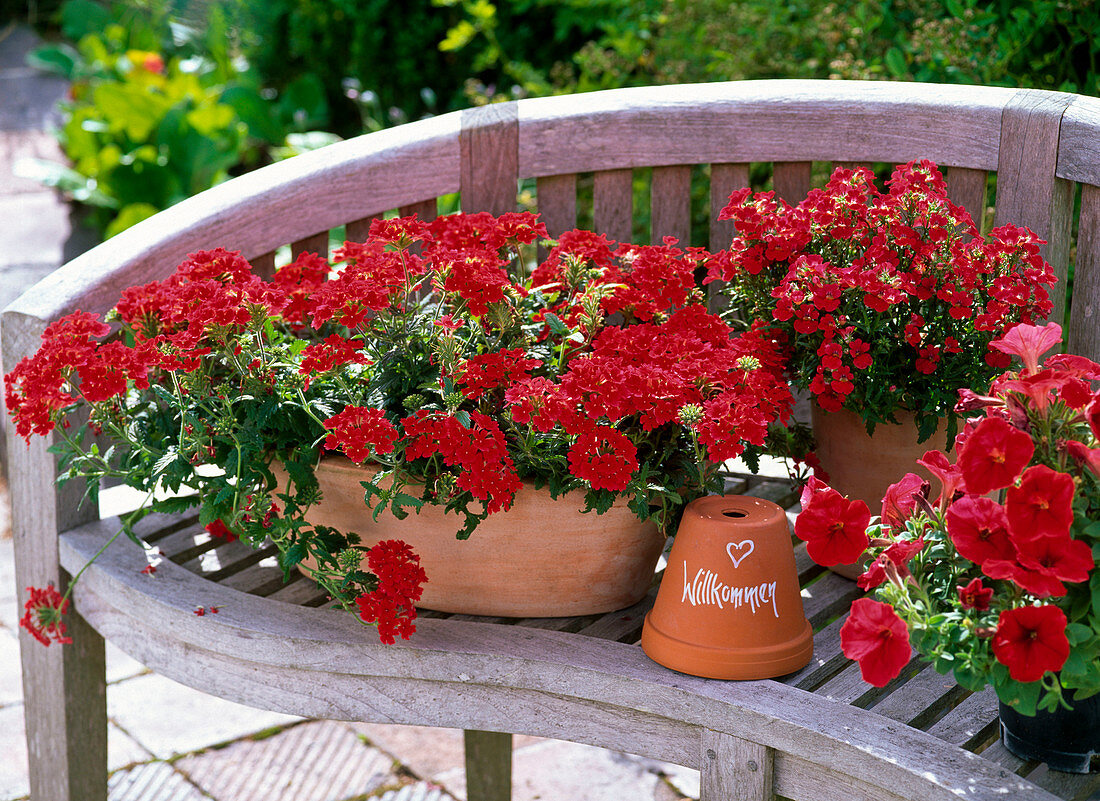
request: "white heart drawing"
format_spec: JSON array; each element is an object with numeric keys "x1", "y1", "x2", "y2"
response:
[{"x1": 726, "y1": 539, "x2": 755, "y2": 569}]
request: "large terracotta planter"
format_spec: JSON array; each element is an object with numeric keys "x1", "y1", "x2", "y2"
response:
[
  {"x1": 279, "y1": 457, "x2": 666, "y2": 617},
  {"x1": 811, "y1": 405, "x2": 947, "y2": 579}
]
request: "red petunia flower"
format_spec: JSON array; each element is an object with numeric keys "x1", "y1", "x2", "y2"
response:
[
  {"x1": 880, "y1": 472, "x2": 928, "y2": 530},
  {"x1": 917, "y1": 449, "x2": 966, "y2": 508},
  {"x1": 991, "y1": 605, "x2": 1070, "y2": 683},
  {"x1": 794, "y1": 486, "x2": 871, "y2": 567},
  {"x1": 957, "y1": 577, "x2": 994, "y2": 611},
  {"x1": 945, "y1": 495, "x2": 1015, "y2": 566},
  {"x1": 1011, "y1": 535, "x2": 1094, "y2": 597},
  {"x1": 990, "y1": 322, "x2": 1062, "y2": 375},
  {"x1": 956, "y1": 417, "x2": 1034, "y2": 495},
  {"x1": 20, "y1": 585, "x2": 71, "y2": 646},
  {"x1": 840, "y1": 598, "x2": 911, "y2": 687},
  {"x1": 1004, "y1": 464, "x2": 1075, "y2": 543}
]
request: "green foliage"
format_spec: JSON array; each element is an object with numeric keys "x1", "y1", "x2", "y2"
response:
[{"x1": 23, "y1": 0, "x2": 334, "y2": 238}]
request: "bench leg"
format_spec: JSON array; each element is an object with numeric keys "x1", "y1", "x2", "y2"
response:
[
  {"x1": 464, "y1": 729, "x2": 512, "y2": 801},
  {"x1": 701, "y1": 728, "x2": 775, "y2": 801},
  {"x1": 18, "y1": 585, "x2": 108, "y2": 801}
]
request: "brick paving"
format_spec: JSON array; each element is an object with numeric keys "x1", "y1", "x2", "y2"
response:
[{"x1": 0, "y1": 22, "x2": 695, "y2": 801}]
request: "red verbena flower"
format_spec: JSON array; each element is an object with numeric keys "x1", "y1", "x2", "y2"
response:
[
  {"x1": 20, "y1": 585, "x2": 71, "y2": 646},
  {"x1": 205, "y1": 519, "x2": 238, "y2": 542},
  {"x1": 567, "y1": 427, "x2": 639, "y2": 492},
  {"x1": 355, "y1": 539, "x2": 427, "y2": 644},
  {"x1": 991, "y1": 605, "x2": 1070, "y2": 683},
  {"x1": 323, "y1": 407, "x2": 399, "y2": 462},
  {"x1": 840, "y1": 598, "x2": 911, "y2": 687},
  {"x1": 956, "y1": 416, "x2": 1034, "y2": 495}
]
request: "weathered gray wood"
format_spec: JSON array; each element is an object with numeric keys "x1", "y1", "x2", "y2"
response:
[
  {"x1": 1054, "y1": 94, "x2": 1100, "y2": 185},
  {"x1": 57, "y1": 523, "x2": 1064, "y2": 801},
  {"x1": 701, "y1": 729, "x2": 774, "y2": 801},
  {"x1": 594, "y1": 168, "x2": 633, "y2": 244},
  {"x1": 994, "y1": 89, "x2": 1075, "y2": 326},
  {"x1": 926, "y1": 688, "x2": 1001, "y2": 749},
  {"x1": 464, "y1": 730, "x2": 512, "y2": 801},
  {"x1": 291, "y1": 231, "x2": 329, "y2": 259},
  {"x1": 797, "y1": 571, "x2": 862, "y2": 628},
  {"x1": 1068, "y1": 183, "x2": 1100, "y2": 360},
  {"x1": 772, "y1": 162, "x2": 812, "y2": 205},
  {"x1": 345, "y1": 215, "x2": 380, "y2": 242},
  {"x1": 536, "y1": 173, "x2": 577, "y2": 238},
  {"x1": 400, "y1": 198, "x2": 439, "y2": 225},
  {"x1": 651, "y1": 164, "x2": 691, "y2": 245},
  {"x1": 3, "y1": 313, "x2": 108, "y2": 801},
  {"x1": 710, "y1": 163, "x2": 750, "y2": 250},
  {"x1": 518, "y1": 81, "x2": 1015, "y2": 175},
  {"x1": 868, "y1": 664, "x2": 962, "y2": 728},
  {"x1": 250, "y1": 250, "x2": 276, "y2": 279},
  {"x1": 945, "y1": 167, "x2": 988, "y2": 230},
  {"x1": 461, "y1": 103, "x2": 519, "y2": 215}
]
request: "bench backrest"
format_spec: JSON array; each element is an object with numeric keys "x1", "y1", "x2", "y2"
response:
[{"x1": 5, "y1": 79, "x2": 1100, "y2": 525}]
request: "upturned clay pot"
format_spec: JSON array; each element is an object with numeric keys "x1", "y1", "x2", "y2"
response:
[
  {"x1": 811, "y1": 405, "x2": 946, "y2": 580},
  {"x1": 641, "y1": 495, "x2": 813, "y2": 680},
  {"x1": 276, "y1": 456, "x2": 666, "y2": 617}
]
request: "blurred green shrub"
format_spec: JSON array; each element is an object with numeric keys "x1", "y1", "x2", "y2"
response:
[{"x1": 22, "y1": 0, "x2": 334, "y2": 238}]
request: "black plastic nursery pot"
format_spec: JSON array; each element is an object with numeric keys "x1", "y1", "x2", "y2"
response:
[{"x1": 999, "y1": 692, "x2": 1100, "y2": 774}]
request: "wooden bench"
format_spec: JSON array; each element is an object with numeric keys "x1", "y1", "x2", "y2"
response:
[{"x1": 6, "y1": 79, "x2": 1100, "y2": 801}]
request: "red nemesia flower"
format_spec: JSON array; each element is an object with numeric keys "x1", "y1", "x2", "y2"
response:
[
  {"x1": 323, "y1": 407, "x2": 399, "y2": 462},
  {"x1": 956, "y1": 417, "x2": 1034, "y2": 495},
  {"x1": 991, "y1": 605, "x2": 1070, "y2": 682},
  {"x1": 20, "y1": 585, "x2": 71, "y2": 646},
  {"x1": 1004, "y1": 464, "x2": 1075, "y2": 543},
  {"x1": 355, "y1": 539, "x2": 428, "y2": 644},
  {"x1": 990, "y1": 322, "x2": 1062, "y2": 375},
  {"x1": 840, "y1": 598, "x2": 911, "y2": 687},
  {"x1": 794, "y1": 486, "x2": 871, "y2": 566},
  {"x1": 945, "y1": 495, "x2": 1015, "y2": 566},
  {"x1": 957, "y1": 577, "x2": 993, "y2": 611}
]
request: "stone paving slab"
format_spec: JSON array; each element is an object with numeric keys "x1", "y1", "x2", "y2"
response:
[
  {"x1": 0, "y1": 537, "x2": 17, "y2": 633},
  {"x1": 108, "y1": 762, "x2": 213, "y2": 801},
  {"x1": 433, "y1": 739, "x2": 689, "y2": 801},
  {"x1": 350, "y1": 723, "x2": 542, "y2": 783},
  {"x1": 0, "y1": 26, "x2": 67, "y2": 131},
  {"x1": 0, "y1": 629, "x2": 20, "y2": 706},
  {"x1": 375, "y1": 783, "x2": 454, "y2": 801},
  {"x1": 0, "y1": 129, "x2": 66, "y2": 194},
  {"x1": 176, "y1": 720, "x2": 405, "y2": 801},
  {"x1": 108, "y1": 672, "x2": 303, "y2": 760}
]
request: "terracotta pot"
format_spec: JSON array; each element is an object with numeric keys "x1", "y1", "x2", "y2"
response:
[
  {"x1": 276, "y1": 457, "x2": 666, "y2": 617},
  {"x1": 641, "y1": 495, "x2": 813, "y2": 680},
  {"x1": 811, "y1": 405, "x2": 946, "y2": 580},
  {"x1": 1000, "y1": 691, "x2": 1100, "y2": 773}
]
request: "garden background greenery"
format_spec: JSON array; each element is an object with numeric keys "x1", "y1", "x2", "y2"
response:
[{"x1": 8, "y1": 0, "x2": 1100, "y2": 240}]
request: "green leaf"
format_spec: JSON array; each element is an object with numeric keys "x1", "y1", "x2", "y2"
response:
[
  {"x1": 61, "y1": 0, "x2": 111, "y2": 41},
  {"x1": 885, "y1": 47, "x2": 908, "y2": 78},
  {"x1": 105, "y1": 203, "x2": 159, "y2": 237},
  {"x1": 391, "y1": 492, "x2": 424, "y2": 520},
  {"x1": 12, "y1": 158, "x2": 118, "y2": 208},
  {"x1": 542, "y1": 312, "x2": 570, "y2": 337},
  {"x1": 439, "y1": 20, "x2": 477, "y2": 52},
  {"x1": 92, "y1": 83, "x2": 173, "y2": 141},
  {"x1": 26, "y1": 44, "x2": 80, "y2": 79}
]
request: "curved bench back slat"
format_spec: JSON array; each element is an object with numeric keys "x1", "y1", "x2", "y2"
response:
[
  {"x1": 650, "y1": 164, "x2": 692, "y2": 245},
  {"x1": 518, "y1": 81, "x2": 1016, "y2": 174},
  {"x1": 594, "y1": 168, "x2": 634, "y2": 243}
]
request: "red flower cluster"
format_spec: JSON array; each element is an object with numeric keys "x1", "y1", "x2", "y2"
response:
[
  {"x1": 402, "y1": 411, "x2": 523, "y2": 513},
  {"x1": 20, "y1": 585, "x2": 71, "y2": 646},
  {"x1": 354, "y1": 539, "x2": 427, "y2": 644},
  {"x1": 454, "y1": 349, "x2": 540, "y2": 401},
  {"x1": 813, "y1": 322, "x2": 1099, "y2": 694},
  {"x1": 323, "y1": 407, "x2": 400, "y2": 462},
  {"x1": 710, "y1": 161, "x2": 1056, "y2": 417}
]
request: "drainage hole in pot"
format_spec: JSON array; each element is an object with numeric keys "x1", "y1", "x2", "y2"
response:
[{"x1": 722, "y1": 510, "x2": 748, "y2": 518}]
